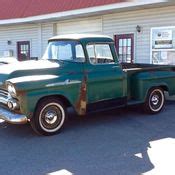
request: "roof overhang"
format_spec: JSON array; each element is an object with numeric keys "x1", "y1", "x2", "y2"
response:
[{"x1": 0, "y1": 0, "x2": 173, "y2": 26}]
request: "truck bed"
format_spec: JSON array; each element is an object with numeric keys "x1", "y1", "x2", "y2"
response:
[{"x1": 121, "y1": 63, "x2": 175, "y2": 102}]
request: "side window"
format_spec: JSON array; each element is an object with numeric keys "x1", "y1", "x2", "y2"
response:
[
  {"x1": 75, "y1": 44, "x2": 85, "y2": 62},
  {"x1": 87, "y1": 44, "x2": 114, "y2": 64}
]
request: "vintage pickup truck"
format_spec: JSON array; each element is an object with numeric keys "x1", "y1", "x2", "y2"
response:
[{"x1": 0, "y1": 34, "x2": 175, "y2": 135}]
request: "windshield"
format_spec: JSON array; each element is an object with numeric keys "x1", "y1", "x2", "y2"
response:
[{"x1": 42, "y1": 41, "x2": 85, "y2": 62}]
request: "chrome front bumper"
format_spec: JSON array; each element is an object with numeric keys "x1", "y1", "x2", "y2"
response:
[{"x1": 0, "y1": 107, "x2": 28, "y2": 124}]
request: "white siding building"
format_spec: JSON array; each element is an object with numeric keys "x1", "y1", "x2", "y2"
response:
[{"x1": 0, "y1": 0, "x2": 175, "y2": 64}]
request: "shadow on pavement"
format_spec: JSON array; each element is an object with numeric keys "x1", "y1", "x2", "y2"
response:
[{"x1": 0, "y1": 101, "x2": 175, "y2": 175}]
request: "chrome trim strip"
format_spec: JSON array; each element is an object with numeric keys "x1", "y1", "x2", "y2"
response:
[
  {"x1": 0, "y1": 89, "x2": 9, "y2": 105},
  {"x1": 0, "y1": 97, "x2": 8, "y2": 105},
  {"x1": 46, "y1": 80, "x2": 81, "y2": 87},
  {"x1": 0, "y1": 90, "x2": 8, "y2": 95},
  {"x1": 0, "y1": 107, "x2": 27, "y2": 124}
]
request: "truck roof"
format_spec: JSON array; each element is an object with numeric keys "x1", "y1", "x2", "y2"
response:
[{"x1": 49, "y1": 34, "x2": 114, "y2": 43}]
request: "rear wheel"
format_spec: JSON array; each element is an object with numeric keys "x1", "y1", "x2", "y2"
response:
[
  {"x1": 143, "y1": 88, "x2": 165, "y2": 114},
  {"x1": 30, "y1": 98, "x2": 67, "y2": 136}
]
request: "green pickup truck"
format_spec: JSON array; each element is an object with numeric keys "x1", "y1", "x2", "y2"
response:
[{"x1": 0, "y1": 34, "x2": 175, "y2": 135}]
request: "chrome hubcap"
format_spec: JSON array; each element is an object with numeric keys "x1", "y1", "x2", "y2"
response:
[
  {"x1": 151, "y1": 95, "x2": 159, "y2": 106},
  {"x1": 149, "y1": 89, "x2": 165, "y2": 112},
  {"x1": 44, "y1": 111, "x2": 58, "y2": 125}
]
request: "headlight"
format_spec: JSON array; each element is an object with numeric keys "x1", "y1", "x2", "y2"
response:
[{"x1": 7, "y1": 83, "x2": 16, "y2": 97}]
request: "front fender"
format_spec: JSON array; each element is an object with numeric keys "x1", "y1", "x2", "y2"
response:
[{"x1": 18, "y1": 83, "x2": 82, "y2": 118}]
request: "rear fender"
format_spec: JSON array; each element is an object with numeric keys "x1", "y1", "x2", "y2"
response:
[{"x1": 137, "y1": 82, "x2": 169, "y2": 102}]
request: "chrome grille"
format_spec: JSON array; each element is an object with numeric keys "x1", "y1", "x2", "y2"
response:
[{"x1": 0, "y1": 89, "x2": 9, "y2": 105}]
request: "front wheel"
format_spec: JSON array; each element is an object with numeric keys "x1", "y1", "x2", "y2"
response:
[
  {"x1": 30, "y1": 98, "x2": 67, "y2": 136},
  {"x1": 143, "y1": 88, "x2": 165, "y2": 114}
]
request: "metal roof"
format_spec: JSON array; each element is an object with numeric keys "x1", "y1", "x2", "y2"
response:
[{"x1": 0, "y1": 0, "x2": 125, "y2": 20}]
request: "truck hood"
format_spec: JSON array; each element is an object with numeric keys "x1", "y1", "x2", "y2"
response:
[{"x1": 0, "y1": 60, "x2": 60, "y2": 87}]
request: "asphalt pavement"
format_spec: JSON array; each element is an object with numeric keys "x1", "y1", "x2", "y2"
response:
[{"x1": 0, "y1": 101, "x2": 175, "y2": 175}]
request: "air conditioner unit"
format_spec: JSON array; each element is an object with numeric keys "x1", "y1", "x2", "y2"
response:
[{"x1": 3, "y1": 50, "x2": 13, "y2": 57}]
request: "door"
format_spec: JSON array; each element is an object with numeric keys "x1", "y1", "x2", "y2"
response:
[
  {"x1": 115, "y1": 34, "x2": 134, "y2": 63},
  {"x1": 86, "y1": 43, "x2": 126, "y2": 111},
  {"x1": 17, "y1": 41, "x2": 30, "y2": 61},
  {"x1": 57, "y1": 18, "x2": 102, "y2": 35}
]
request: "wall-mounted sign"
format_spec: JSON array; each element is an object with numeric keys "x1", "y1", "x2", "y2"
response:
[
  {"x1": 151, "y1": 27, "x2": 175, "y2": 65},
  {"x1": 154, "y1": 30, "x2": 173, "y2": 49}
]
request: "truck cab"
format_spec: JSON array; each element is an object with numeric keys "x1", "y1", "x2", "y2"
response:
[{"x1": 42, "y1": 34, "x2": 127, "y2": 114}]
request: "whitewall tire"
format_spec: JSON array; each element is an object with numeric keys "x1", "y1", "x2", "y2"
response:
[
  {"x1": 143, "y1": 88, "x2": 165, "y2": 114},
  {"x1": 30, "y1": 98, "x2": 66, "y2": 136}
]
